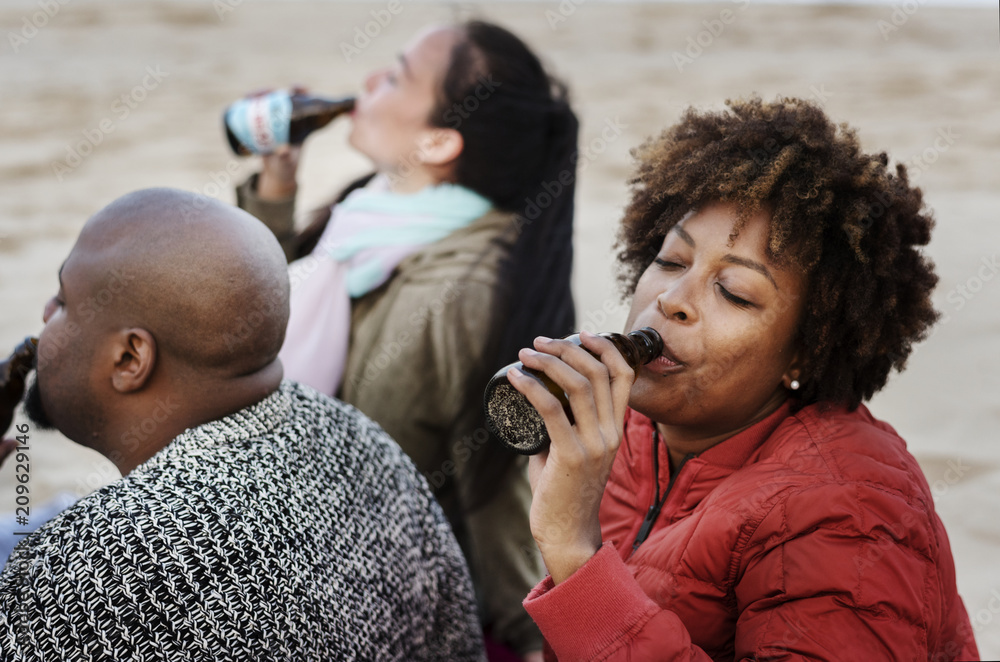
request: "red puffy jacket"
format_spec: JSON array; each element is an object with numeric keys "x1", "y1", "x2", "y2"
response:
[{"x1": 524, "y1": 402, "x2": 978, "y2": 661}]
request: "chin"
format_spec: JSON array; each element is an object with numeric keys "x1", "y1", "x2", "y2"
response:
[
  {"x1": 629, "y1": 378, "x2": 694, "y2": 423},
  {"x1": 627, "y1": 379, "x2": 662, "y2": 417},
  {"x1": 23, "y1": 376, "x2": 56, "y2": 431}
]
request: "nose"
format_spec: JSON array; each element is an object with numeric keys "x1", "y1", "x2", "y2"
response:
[
  {"x1": 656, "y1": 276, "x2": 698, "y2": 324},
  {"x1": 362, "y1": 68, "x2": 385, "y2": 94},
  {"x1": 42, "y1": 297, "x2": 58, "y2": 324}
]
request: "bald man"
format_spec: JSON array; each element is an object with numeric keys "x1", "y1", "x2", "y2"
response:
[{"x1": 0, "y1": 189, "x2": 485, "y2": 661}]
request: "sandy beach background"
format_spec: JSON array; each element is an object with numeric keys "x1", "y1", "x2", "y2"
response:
[{"x1": 1, "y1": 0, "x2": 998, "y2": 654}]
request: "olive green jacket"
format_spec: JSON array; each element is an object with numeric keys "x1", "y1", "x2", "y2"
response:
[{"x1": 236, "y1": 175, "x2": 544, "y2": 655}]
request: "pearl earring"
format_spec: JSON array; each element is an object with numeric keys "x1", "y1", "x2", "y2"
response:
[{"x1": 790, "y1": 379, "x2": 800, "y2": 391}]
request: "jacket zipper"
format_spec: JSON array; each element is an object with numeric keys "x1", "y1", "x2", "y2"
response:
[{"x1": 629, "y1": 449, "x2": 694, "y2": 557}]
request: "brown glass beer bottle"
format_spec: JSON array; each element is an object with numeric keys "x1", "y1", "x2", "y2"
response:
[
  {"x1": 224, "y1": 91, "x2": 357, "y2": 156},
  {"x1": 0, "y1": 337, "x2": 37, "y2": 436},
  {"x1": 286, "y1": 94, "x2": 356, "y2": 144},
  {"x1": 484, "y1": 327, "x2": 662, "y2": 455}
]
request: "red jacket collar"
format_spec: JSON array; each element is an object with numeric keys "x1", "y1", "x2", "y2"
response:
[{"x1": 625, "y1": 400, "x2": 794, "y2": 470}]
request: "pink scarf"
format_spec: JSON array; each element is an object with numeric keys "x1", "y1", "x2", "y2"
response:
[{"x1": 278, "y1": 176, "x2": 490, "y2": 395}]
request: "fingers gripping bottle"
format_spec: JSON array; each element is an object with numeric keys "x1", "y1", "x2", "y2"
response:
[{"x1": 484, "y1": 328, "x2": 662, "y2": 455}]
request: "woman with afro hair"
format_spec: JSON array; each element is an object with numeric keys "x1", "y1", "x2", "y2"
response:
[{"x1": 508, "y1": 96, "x2": 978, "y2": 660}]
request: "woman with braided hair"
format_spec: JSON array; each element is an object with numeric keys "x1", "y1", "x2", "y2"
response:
[
  {"x1": 236, "y1": 21, "x2": 577, "y2": 660},
  {"x1": 510, "y1": 97, "x2": 978, "y2": 660}
]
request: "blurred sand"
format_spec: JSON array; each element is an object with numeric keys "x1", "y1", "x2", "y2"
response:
[{"x1": 1, "y1": 0, "x2": 998, "y2": 654}]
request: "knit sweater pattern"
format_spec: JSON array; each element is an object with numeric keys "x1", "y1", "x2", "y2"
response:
[{"x1": 0, "y1": 381, "x2": 485, "y2": 661}]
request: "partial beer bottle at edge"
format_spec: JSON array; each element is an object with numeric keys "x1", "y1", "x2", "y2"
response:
[
  {"x1": 0, "y1": 337, "x2": 37, "y2": 435},
  {"x1": 484, "y1": 328, "x2": 663, "y2": 456},
  {"x1": 224, "y1": 90, "x2": 356, "y2": 156}
]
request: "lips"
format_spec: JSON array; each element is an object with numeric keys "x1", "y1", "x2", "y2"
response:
[
  {"x1": 635, "y1": 328, "x2": 685, "y2": 370},
  {"x1": 659, "y1": 342, "x2": 685, "y2": 366}
]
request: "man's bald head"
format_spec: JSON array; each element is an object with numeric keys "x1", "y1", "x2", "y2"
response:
[
  {"x1": 27, "y1": 188, "x2": 290, "y2": 472},
  {"x1": 70, "y1": 188, "x2": 289, "y2": 376}
]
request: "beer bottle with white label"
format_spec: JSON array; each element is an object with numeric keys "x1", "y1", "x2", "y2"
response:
[{"x1": 224, "y1": 91, "x2": 356, "y2": 156}]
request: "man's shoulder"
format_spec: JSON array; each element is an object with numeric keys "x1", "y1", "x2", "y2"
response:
[
  {"x1": 161, "y1": 381, "x2": 405, "y2": 466},
  {"x1": 0, "y1": 381, "x2": 436, "y2": 587},
  {"x1": 258, "y1": 382, "x2": 436, "y2": 509},
  {"x1": 0, "y1": 380, "x2": 483, "y2": 660},
  {"x1": 278, "y1": 380, "x2": 411, "y2": 458}
]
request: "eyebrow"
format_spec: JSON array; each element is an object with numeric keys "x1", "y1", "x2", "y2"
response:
[
  {"x1": 723, "y1": 255, "x2": 779, "y2": 290},
  {"x1": 671, "y1": 225, "x2": 779, "y2": 290},
  {"x1": 672, "y1": 225, "x2": 695, "y2": 247},
  {"x1": 397, "y1": 54, "x2": 414, "y2": 80}
]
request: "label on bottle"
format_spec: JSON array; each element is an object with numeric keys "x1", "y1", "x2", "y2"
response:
[{"x1": 225, "y1": 91, "x2": 292, "y2": 155}]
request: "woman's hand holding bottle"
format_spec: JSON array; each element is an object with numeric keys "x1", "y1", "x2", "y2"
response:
[
  {"x1": 249, "y1": 85, "x2": 306, "y2": 201},
  {"x1": 508, "y1": 331, "x2": 636, "y2": 584},
  {"x1": 258, "y1": 144, "x2": 302, "y2": 201},
  {"x1": 226, "y1": 84, "x2": 355, "y2": 202}
]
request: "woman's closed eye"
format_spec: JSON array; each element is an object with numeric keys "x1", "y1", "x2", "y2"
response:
[
  {"x1": 654, "y1": 257, "x2": 755, "y2": 308},
  {"x1": 717, "y1": 284, "x2": 753, "y2": 308},
  {"x1": 653, "y1": 258, "x2": 684, "y2": 270}
]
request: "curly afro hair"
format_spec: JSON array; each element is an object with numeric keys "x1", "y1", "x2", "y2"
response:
[{"x1": 616, "y1": 96, "x2": 939, "y2": 411}]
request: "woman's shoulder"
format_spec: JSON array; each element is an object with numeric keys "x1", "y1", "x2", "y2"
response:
[
  {"x1": 737, "y1": 404, "x2": 937, "y2": 540},
  {"x1": 394, "y1": 209, "x2": 517, "y2": 284},
  {"x1": 347, "y1": 210, "x2": 518, "y2": 369},
  {"x1": 763, "y1": 403, "x2": 922, "y2": 488}
]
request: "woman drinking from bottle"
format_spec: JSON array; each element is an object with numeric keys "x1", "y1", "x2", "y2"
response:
[
  {"x1": 510, "y1": 97, "x2": 977, "y2": 660},
  {"x1": 235, "y1": 21, "x2": 577, "y2": 661}
]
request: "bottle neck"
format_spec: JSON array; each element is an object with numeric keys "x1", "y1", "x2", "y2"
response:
[
  {"x1": 599, "y1": 329, "x2": 662, "y2": 370},
  {"x1": 290, "y1": 95, "x2": 356, "y2": 120}
]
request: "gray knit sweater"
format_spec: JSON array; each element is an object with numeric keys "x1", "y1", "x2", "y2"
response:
[{"x1": 0, "y1": 381, "x2": 486, "y2": 661}]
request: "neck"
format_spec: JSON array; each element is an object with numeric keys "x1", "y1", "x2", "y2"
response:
[
  {"x1": 383, "y1": 163, "x2": 451, "y2": 195},
  {"x1": 105, "y1": 359, "x2": 283, "y2": 475},
  {"x1": 656, "y1": 390, "x2": 788, "y2": 470}
]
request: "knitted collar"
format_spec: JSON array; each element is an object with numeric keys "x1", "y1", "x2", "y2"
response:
[{"x1": 138, "y1": 383, "x2": 293, "y2": 472}]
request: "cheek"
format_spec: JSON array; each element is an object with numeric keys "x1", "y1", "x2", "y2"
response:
[
  {"x1": 689, "y1": 318, "x2": 773, "y2": 386},
  {"x1": 33, "y1": 338, "x2": 64, "y2": 423},
  {"x1": 362, "y1": 93, "x2": 387, "y2": 121},
  {"x1": 35, "y1": 327, "x2": 61, "y2": 375},
  {"x1": 355, "y1": 103, "x2": 414, "y2": 150},
  {"x1": 713, "y1": 323, "x2": 790, "y2": 386},
  {"x1": 36, "y1": 314, "x2": 85, "y2": 382},
  {"x1": 365, "y1": 88, "x2": 410, "y2": 124}
]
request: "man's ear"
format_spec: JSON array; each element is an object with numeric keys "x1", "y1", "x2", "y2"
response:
[
  {"x1": 415, "y1": 128, "x2": 464, "y2": 167},
  {"x1": 111, "y1": 328, "x2": 156, "y2": 393}
]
